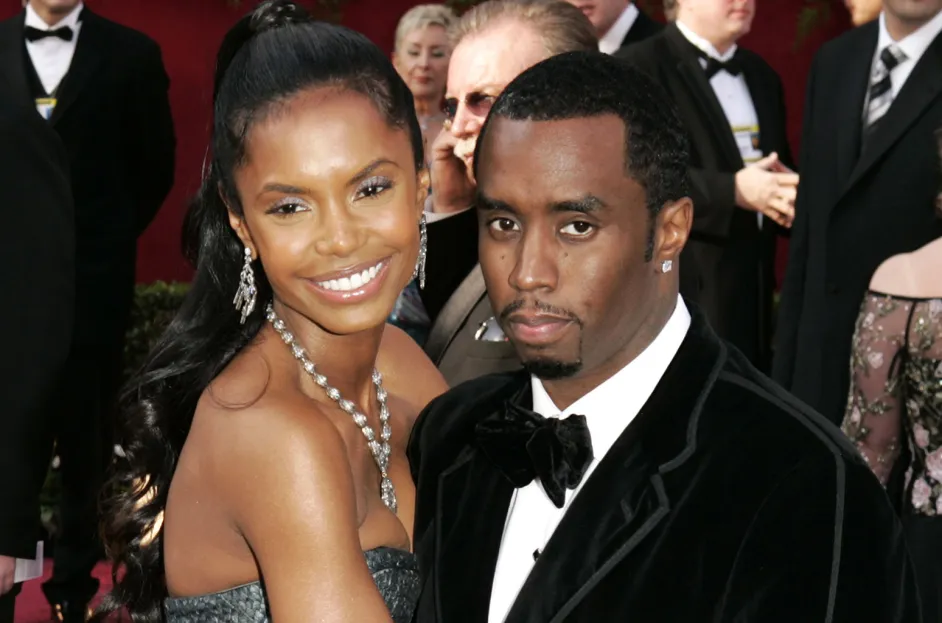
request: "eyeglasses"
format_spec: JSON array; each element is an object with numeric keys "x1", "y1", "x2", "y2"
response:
[{"x1": 443, "y1": 91, "x2": 498, "y2": 122}]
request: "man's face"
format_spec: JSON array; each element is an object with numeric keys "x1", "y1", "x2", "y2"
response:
[
  {"x1": 884, "y1": 0, "x2": 942, "y2": 26},
  {"x1": 678, "y1": 0, "x2": 755, "y2": 46},
  {"x1": 476, "y1": 115, "x2": 669, "y2": 380},
  {"x1": 444, "y1": 22, "x2": 549, "y2": 175},
  {"x1": 564, "y1": 0, "x2": 629, "y2": 37},
  {"x1": 29, "y1": 0, "x2": 82, "y2": 16},
  {"x1": 845, "y1": 0, "x2": 882, "y2": 24}
]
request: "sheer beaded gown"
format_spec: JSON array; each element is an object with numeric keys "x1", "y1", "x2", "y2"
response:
[{"x1": 842, "y1": 291, "x2": 942, "y2": 619}]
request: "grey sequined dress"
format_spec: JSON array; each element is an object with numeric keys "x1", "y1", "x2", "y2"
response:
[{"x1": 164, "y1": 547, "x2": 420, "y2": 622}]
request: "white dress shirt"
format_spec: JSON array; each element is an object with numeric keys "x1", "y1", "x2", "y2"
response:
[
  {"x1": 864, "y1": 9, "x2": 942, "y2": 114},
  {"x1": 24, "y1": 1, "x2": 84, "y2": 97},
  {"x1": 487, "y1": 296, "x2": 692, "y2": 623},
  {"x1": 676, "y1": 21, "x2": 763, "y2": 227},
  {"x1": 598, "y1": 3, "x2": 639, "y2": 55}
]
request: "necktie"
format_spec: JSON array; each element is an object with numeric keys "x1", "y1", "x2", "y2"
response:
[
  {"x1": 24, "y1": 25, "x2": 74, "y2": 42},
  {"x1": 475, "y1": 401, "x2": 594, "y2": 508},
  {"x1": 865, "y1": 44, "x2": 907, "y2": 130}
]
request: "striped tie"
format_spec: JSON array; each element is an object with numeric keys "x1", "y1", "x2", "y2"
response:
[{"x1": 865, "y1": 44, "x2": 907, "y2": 129}]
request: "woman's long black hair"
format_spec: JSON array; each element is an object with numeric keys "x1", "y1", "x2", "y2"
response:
[{"x1": 93, "y1": 2, "x2": 423, "y2": 620}]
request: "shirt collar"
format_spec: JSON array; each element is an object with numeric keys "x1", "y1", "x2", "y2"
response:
[
  {"x1": 599, "y1": 2, "x2": 640, "y2": 55},
  {"x1": 25, "y1": 1, "x2": 84, "y2": 31},
  {"x1": 675, "y1": 19, "x2": 737, "y2": 61},
  {"x1": 876, "y1": 9, "x2": 942, "y2": 65},
  {"x1": 531, "y1": 295, "x2": 691, "y2": 461}
]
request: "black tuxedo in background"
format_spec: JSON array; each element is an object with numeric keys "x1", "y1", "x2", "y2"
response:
[
  {"x1": 0, "y1": 99, "x2": 74, "y2": 623},
  {"x1": 617, "y1": 24, "x2": 793, "y2": 371},
  {"x1": 773, "y1": 21, "x2": 942, "y2": 424},
  {"x1": 408, "y1": 309, "x2": 920, "y2": 623},
  {"x1": 0, "y1": 7, "x2": 175, "y2": 610},
  {"x1": 615, "y1": 6, "x2": 662, "y2": 50}
]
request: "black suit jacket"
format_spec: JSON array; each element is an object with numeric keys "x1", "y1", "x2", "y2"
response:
[
  {"x1": 617, "y1": 24, "x2": 793, "y2": 371},
  {"x1": 0, "y1": 100, "x2": 74, "y2": 559},
  {"x1": 0, "y1": 9, "x2": 175, "y2": 347},
  {"x1": 617, "y1": 7, "x2": 662, "y2": 50},
  {"x1": 409, "y1": 308, "x2": 920, "y2": 622},
  {"x1": 773, "y1": 22, "x2": 942, "y2": 423}
]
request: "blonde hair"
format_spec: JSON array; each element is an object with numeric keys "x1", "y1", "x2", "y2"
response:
[
  {"x1": 394, "y1": 4, "x2": 458, "y2": 53},
  {"x1": 450, "y1": 0, "x2": 597, "y2": 56}
]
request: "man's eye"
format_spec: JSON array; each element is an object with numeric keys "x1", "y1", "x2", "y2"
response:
[
  {"x1": 561, "y1": 221, "x2": 594, "y2": 236},
  {"x1": 488, "y1": 218, "x2": 518, "y2": 233}
]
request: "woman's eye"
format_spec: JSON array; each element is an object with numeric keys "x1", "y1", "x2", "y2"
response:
[
  {"x1": 561, "y1": 221, "x2": 594, "y2": 236},
  {"x1": 357, "y1": 177, "x2": 393, "y2": 200},
  {"x1": 488, "y1": 218, "x2": 519, "y2": 233},
  {"x1": 268, "y1": 201, "x2": 307, "y2": 216}
]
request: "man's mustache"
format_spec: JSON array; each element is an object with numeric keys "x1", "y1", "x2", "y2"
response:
[{"x1": 498, "y1": 299, "x2": 583, "y2": 326}]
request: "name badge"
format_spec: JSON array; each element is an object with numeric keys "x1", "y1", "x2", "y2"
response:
[
  {"x1": 35, "y1": 97, "x2": 57, "y2": 120},
  {"x1": 732, "y1": 124, "x2": 762, "y2": 163}
]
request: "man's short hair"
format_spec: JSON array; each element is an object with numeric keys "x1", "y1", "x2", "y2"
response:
[
  {"x1": 475, "y1": 51, "x2": 690, "y2": 225},
  {"x1": 450, "y1": 0, "x2": 597, "y2": 55},
  {"x1": 394, "y1": 4, "x2": 458, "y2": 53}
]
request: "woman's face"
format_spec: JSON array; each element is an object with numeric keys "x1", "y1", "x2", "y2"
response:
[
  {"x1": 394, "y1": 25, "x2": 451, "y2": 103},
  {"x1": 229, "y1": 88, "x2": 427, "y2": 336}
]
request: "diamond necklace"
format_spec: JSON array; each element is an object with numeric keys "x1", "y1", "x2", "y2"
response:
[{"x1": 265, "y1": 303, "x2": 397, "y2": 514}]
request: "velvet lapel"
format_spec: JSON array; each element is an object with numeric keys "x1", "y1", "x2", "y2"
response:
[
  {"x1": 50, "y1": 9, "x2": 102, "y2": 125},
  {"x1": 846, "y1": 30, "x2": 942, "y2": 193},
  {"x1": 830, "y1": 24, "x2": 877, "y2": 200},
  {"x1": 664, "y1": 24, "x2": 742, "y2": 170},
  {"x1": 432, "y1": 382, "x2": 528, "y2": 622},
  {"x1": 503, "y1": 309, "x2": 727, "y2": 623},
  {"x1": 0, "y1": 13, "x2": 33, "y2": 111}
]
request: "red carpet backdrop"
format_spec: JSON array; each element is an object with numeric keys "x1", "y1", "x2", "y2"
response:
[{"x1": 0, "y1": 0, "x2": 850, "y2": 285}]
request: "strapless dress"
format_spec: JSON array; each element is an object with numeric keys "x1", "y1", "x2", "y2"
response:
[{"x1": 164, "y1": 546, "x2": 419, "y2": 622}]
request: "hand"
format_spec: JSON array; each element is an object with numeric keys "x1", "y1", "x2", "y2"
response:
[
  {"x1": 429, "y1": 122, "x2": 476, "y2": 215},
  {"x1": 0, "y1": 555, "x2": 15, "y2": 596},
  {"x1": 734, "y1": 152, "x2": 799, "y2": 228}
]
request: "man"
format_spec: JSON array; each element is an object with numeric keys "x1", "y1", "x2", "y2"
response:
[
  {"x1": 0, "y1": 1, "x2": 175, "y2": 618},
  {"x1": 409, "y1": 52, "x2": 919, "y2": 623},
  {"x1": 564, "y1": 0, "x2": 662, "y2": 53},
  {"x1": 773, "y1": 0, "x2": 942, "y2": 424},
  {"x1": 0, "y1": 99, "x2": 74, "y2": 623},
  {"x1": 420, "y1": 0, "x2": 596, "y2": 385},
  {"x1": 617, "y1": 0, "x2": 796, "y2": 372}
]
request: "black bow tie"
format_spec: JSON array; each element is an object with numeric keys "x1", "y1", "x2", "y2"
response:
[
  {"x1": 703, "y1": 55, "x2": 742, "y2": 79},
  {"x1": 25, "y1": 25, "x2": 74, "y2": 43},
  {"x1": 475, "y1": 401, "x2": 594, "y2": 508}
]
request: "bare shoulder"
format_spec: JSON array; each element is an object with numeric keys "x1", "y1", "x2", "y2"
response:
[
  {"x1": 870, "y1": 238, "x2": 942, "y2": 298},
  {"x1": 377, "y1": 324, "x2": 448, "y2": 423},
  {"x1": 194, "y1": 348, "x2": 355, "y2": 524}
]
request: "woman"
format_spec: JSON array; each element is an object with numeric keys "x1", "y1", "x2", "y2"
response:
[
  {"x1": 392, "y1": 4, "x2": 455, "y2": 158},
  {"x1": 842, "y1": 134, "x2": 942, "y2": 619},
  {"x1": 93, "y1": 2, "x2": 447, "y2": 621}
]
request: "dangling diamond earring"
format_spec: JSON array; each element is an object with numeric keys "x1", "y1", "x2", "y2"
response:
[
  {"x1": 661, "y1": 259, "x2": 673, "y2": 274},
  {"x1": 412, "y1": 213, "x2": 427, "y2": 289},
  {"x1": 234, "y1": 247, "x2": 257, "y2": 324}
]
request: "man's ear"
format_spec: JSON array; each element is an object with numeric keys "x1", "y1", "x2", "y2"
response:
[{"x1": 654, "y1": 196, "x2": 693, "y2": 267}]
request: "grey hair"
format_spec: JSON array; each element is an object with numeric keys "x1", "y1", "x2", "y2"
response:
[
  {"x1": 394, "y1": 4, "x2": 458, "y2": 53},
  {"x1": 450, "y1": 0, "x2": 597, "y2": 56}
]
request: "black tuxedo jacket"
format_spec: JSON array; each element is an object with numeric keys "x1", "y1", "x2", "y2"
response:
[
  {"x1": 617, "y1": 24, "x2": 793, "y2": 371},
  {"x1": 773, "y1": 22, "x2": 942, "y2": 423},
  {"x1": 0, "y1": 9, "x2": 175, "y2": 347},
  {"x1": 0, "y1": 99, "x2": 74, "y2": 558},
  {"x1": 409, "y1": 309, "x2": 919, "y2": 622},
  {"x1": 617, "y1": 7, "x2": 662, "y2": 50}
]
